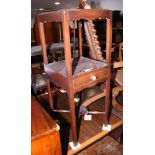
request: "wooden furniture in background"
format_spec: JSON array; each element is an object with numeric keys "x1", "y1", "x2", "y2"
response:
[
  {"x1": 31, "y1": 97, "x2": 62, "y2": 155},
  {"x1": 111, "y1": 42, "x2": 123, "y2": 111},
  {"x1": 80, "y1": 0, "x2": 123, "y2": 112},
  {"x1": 37, "y1": 9, "x2": 112, "y2": 147},
  {"x1": 31, "y1": 45, "x2": 47, "y2": 99},
  {"x1": 34, "y1": 17, "x2": 61, "y2": 44}
]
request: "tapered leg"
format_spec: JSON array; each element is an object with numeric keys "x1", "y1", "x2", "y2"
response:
[
  {"x1": 46, "y1": 78, "x2": 54, "y2": 110},
  {"x1": 104, "y1": 78, "x2": 111, "y2": 125},
  {"x1": 67, "y1": 91, "x2": 78, "y2": 146}
]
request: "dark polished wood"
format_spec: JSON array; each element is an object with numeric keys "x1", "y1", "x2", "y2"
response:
[
  {"x1": 68, "y1": 9, "x2": 112, "y2": 21},
  {"x1": 37, "y1": 9, "x2": 112, "y2": 23},
  {"x1": 78, "y1": 21, "x2": 83, "y2": 57},
  {"x1": 34, "y1": 18, "x2": 61, "y2": 44},
  {"x1": 111, "y1": 42, "x2": 123, "y2": 111},
  {"x1": 79, "y1": 0, "x2": 112, "y2": 125},
  {"x1": 31, "y1": 97, "x2": 62, "y2": 155},
  {"x1": 37, "y1": 9, "x2": 112, "y2": 146}
]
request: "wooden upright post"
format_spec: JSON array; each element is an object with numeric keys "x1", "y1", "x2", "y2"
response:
[{"x1": 62, "y1": 10, "x2": 78, "y2": 146}]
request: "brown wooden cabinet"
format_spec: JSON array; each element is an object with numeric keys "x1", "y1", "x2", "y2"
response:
[
  {"x1": 31, "y1": 97, "x2": 62, "y2": 155},
  {"x1": 34, "y1": 18, "x2": 61, "y2": 44}
]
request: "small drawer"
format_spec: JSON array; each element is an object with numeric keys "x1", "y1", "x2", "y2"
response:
[{"x1": 73, "y1": 68, "x2": 108, "y2": 91}]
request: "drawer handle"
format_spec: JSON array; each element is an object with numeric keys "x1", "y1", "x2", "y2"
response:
[{"x1": 90, "y1": 75, "x2": 96, "y2": 81}]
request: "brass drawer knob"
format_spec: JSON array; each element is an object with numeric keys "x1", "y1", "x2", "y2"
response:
[{"x1": 90, "y1": 75, "x2": 96, "y2": 81}]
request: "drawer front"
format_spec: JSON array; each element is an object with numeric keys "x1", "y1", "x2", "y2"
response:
[{"x1": 73, "y1": 69, "x2": 109, "y2": 91}]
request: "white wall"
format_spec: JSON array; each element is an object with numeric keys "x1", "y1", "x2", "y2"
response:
[
  {"x1": 31, "y1": 18, "x2": 35, "y2": 28},
  {"x1": 100, "y1": 0, "x2": 123, "y2": 12}
]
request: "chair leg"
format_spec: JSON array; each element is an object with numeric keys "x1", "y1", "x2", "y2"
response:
[
  {"x1": 112, "y1": 86, "x2": 123, "y2": 111},
  {"x1": 46, "y1": 79, "x2": 54, "y2": 110},
  {"x1": 104, "y1": 78, "x2": 111, "y2": 125},
  {"x1": 112, "y1": 98, "x2": 123, "y2": 111},
  {"x1": 67, "y1": 91, "x2": 78, "y2": 146}
]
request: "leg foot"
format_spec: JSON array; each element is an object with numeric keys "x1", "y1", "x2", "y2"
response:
[
  {"x1": 102, "y1": 124, "x2": 111, "y2": 131},
  {"x1": 69, "y1": 141, "x2": 81, "y2": 150}
]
